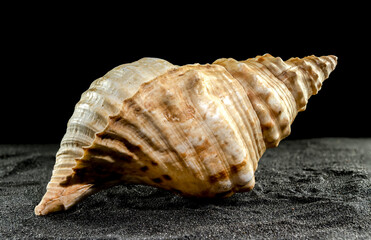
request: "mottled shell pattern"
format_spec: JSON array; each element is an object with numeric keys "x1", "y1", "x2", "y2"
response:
[{"x1": 35, "y1": 54, "x2": 337, "y2": 215}]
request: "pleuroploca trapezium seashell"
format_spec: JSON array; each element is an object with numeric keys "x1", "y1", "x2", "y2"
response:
[{"x1": 35, "y1": 54, "x2": 338, "y2": 215}]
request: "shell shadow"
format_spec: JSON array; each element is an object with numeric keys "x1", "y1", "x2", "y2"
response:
[
  {"x1": 99, "y1": 184, "x2": 251, "y2": 211},
  {"x1": 44, "y1": 184, "x2": 263, "y2": 225}
]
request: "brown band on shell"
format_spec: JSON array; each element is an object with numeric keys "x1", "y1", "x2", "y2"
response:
[{"x1": 208, "y1": 170, "x2": 228, "y2": 184}]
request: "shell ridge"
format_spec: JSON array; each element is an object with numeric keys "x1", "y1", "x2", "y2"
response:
[
  {"x1": 180, "y1": 92, "x2": 211, "y2": 184},
  {"x1": 218, "y1": 59, "x2": 283, "y2": 147},
  {"x1": 213, "y1": 59, "x2": 267, "y2": 151},
  {"x1": 245, "y1": 59, "x2": 296, "y2": 119},
  {"x1": 276, "y1": 62, "x2": 308, "y2": 111},
  {"x1": 223, "y1": 87, "x2": 259, "y2": 166},
  {"x1": 184, "y1": 68, "x2": 233, "y2": 193},
  {"x1": 206, "y1": 69, "x2": 252, "y2": 187},
  {"x1": 242, "y1": 61, "x2": 287, "y2": 146},
  {"x1": 250, "y1": 56, "x2": 298, "y2": 125},
  {"x1": 137, "y1": 74, "x2": 197, "y2": 173},
  {"x1": 228, "y1": 68, "x2": 265, "y2": 158},
  {"x1": 299, "y1": 59, "x2": 320, "y2": 93},
  {"x1": 70, "y1": 58, "x2": 176, "y2": 167},
  {"x1": 159, "y1": 91, "x2": 207, "y2": 182},
  {"x1": 115, "y1": 77, "x2": 201, "y2": 186},
  {"x1": 290, "y1": 61, "x2": 313, "y2": 100},
  {"x1": 216, "y1": 69, "x2": 260, "y2": 167},
  {"x1": 215, "y1": 70, "x2": 261, "y2": 184},
  {"x1": 112, "y1": 103, "x2": 180, "y2": 173}
]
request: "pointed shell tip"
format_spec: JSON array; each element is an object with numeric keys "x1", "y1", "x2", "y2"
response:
[{"x1": 34, "y1": 199, "x2": 65, "y2": 216}]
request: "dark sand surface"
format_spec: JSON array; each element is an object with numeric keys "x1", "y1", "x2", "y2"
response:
[{"x1": 0, "y1": 138, "x2": 370, "y2": 239}]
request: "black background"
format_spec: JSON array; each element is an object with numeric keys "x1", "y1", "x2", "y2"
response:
[{"x1": 2, "y1": 4, "x2": 369, "y2": 144}]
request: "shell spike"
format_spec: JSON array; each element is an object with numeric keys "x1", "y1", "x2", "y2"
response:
[{"x1": 34, "y1": 183, "x2": 95, "y2": 215}]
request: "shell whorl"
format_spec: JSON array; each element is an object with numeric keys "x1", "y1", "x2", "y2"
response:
[
  {"x1": 35, "y1": 54, "x2": 337, "y2": 215},
  {"x1": 71, "y1": 64, "x2": 266, "y2": 198}
]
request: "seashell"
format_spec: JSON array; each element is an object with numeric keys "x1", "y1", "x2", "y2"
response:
[{"x1": 35, "y1": 54, "x2": 338, "y2": 215}]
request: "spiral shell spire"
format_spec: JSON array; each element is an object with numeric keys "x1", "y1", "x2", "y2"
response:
[{"x1": 214, "y1": 54, "x2": 337, "y2": 147}]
